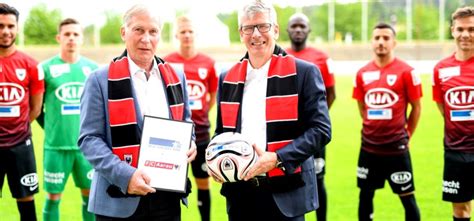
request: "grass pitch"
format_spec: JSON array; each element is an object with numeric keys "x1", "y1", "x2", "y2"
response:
[{"x1": 0, "y1": 75, "x2": 452, "y2": 220}]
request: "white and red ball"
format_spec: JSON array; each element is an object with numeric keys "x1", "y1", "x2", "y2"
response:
[{"x1": 205, "y1": 132, "x2": 257, "y2": 182}]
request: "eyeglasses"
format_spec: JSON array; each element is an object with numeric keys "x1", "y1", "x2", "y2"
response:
[{"x1": 240, "y1": 23, "x2": 272, "y2": 35}]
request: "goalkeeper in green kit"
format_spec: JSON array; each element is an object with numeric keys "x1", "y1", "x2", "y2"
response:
[{"x1": 37, "y1": 18, "x2": 98, "y2": 221}]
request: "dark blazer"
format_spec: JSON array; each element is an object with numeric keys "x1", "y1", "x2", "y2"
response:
[
  {"x1": 78, "y1": 64, "x2": 191, "y2": 218},
  {"x1": 215, "y1": 57, "x2": 332, "y2": 217}
]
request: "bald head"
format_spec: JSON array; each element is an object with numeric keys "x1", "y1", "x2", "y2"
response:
[
  {"x1": 288, "y1": 13, "x2": 309, "y2": 24},
  {"x1": 287, "y1": 13, "x2": 311, "y2": 49}
]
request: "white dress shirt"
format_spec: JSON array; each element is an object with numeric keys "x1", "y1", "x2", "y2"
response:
[
  {"x1": 128, "y1": 57, "x2": 169, "y2": 119},
  {"x1": 241, "y1": 59, "x2": 271, "y2": 152}
]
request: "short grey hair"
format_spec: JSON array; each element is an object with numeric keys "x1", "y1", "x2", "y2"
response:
[
  {"x1": 122, "y1": 4, "x2": 163, "y2": 29},
  {"x1": 238, "y1": 0, "x2": 277, "y2": 27}
]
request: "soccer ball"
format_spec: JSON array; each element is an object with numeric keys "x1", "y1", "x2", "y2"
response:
[{"x1": 205, "y1": 132, "x2": 257, "y2": 182}]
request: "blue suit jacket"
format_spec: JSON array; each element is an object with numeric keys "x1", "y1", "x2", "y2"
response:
[
  {"x1": 215, "y1": 58, "x2": 332, "y2": 217},
  {"x1": 78, "y1": 64, "x2": 192, "y2": 218}
]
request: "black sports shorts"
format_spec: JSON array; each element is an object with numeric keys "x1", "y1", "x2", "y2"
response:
[
  {"x1": 442, "y1": 151, "x2": 474, "y2": 202},
  {"x1": 0, "y1": 137, "x2": 39, "y2": 198},
  {"x1": 191, "y1": 140, "x2": 210, "y2": 179},
  {"x1": 357, "y1": 149, "x2": 415, "y2": 194}
]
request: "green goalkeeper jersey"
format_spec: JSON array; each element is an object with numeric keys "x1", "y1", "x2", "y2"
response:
[{"x1": 39, "y1": 55, "x2": 98, "y2": 150}]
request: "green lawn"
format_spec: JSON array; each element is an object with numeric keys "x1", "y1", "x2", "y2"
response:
[{"x1": 0, "y1": 75, "x2": 452, "y2": 220}]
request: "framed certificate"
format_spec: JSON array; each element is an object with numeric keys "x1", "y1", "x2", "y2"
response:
[{"x1": 137, "y1": 115, "x2": 194, "y2": 193}]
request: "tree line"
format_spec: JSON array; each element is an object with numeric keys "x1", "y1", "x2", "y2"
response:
[{"x1": 22, "y1": 1, "x2": 473, "y2": 46}]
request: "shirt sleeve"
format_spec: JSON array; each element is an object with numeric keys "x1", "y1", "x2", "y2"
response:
[
  {"x1": 30, "y1": 61, "x2": 44, "y2": 95},
  {"x1": 432, "y1": 66, "x2": 443, "y2": 103},
  {"x1": 319, "y1": 58, "x2": 335, "y2": 88},
  {"x1": 352, "y1": 71, "x2": 364, "y2": 101},
  {"x1": 208, "y1": 61, "x2": 218, "y2": 93},
  {"x1": 404, "y1": 68, "x2": 422, "y2": 102}
]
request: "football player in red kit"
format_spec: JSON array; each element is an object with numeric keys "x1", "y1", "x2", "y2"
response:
[
  {"x1": 286, "y1": 12, "x2": 335, "y2": 221},
  {"x1": 352, "y1": 23, "x2": 422, "y2": 221},
  {"x1": 0, "y1": 3, "x2": 44, "y2": 221},
  {"x1": 432, "y1": 6, "x2": 474, "y2": 221},
  {"x1": 164, "y1": 15, "x2": 218, "y2": 221}
]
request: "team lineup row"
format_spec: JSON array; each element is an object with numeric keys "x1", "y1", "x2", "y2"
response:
[{"x1": 0, "y1": 1, "x2": 473, "y2": 221}]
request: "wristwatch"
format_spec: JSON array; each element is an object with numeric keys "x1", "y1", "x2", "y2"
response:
[{"x1": 275, "y1": 154, "x2": 286, "y2": 172}]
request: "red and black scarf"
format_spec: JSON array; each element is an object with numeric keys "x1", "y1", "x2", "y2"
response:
[
  {"x1": 108, "y1": 51, "x2": 184, "y2": 167},
  {"x1": 220, "y1": 45, "x2": 301, "y2": 177}
]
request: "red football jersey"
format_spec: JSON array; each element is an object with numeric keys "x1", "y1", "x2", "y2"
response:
[
  {"x1": 352, "y1": 58, "x2": 422, "y2": 155},
  {"x1": 433, "y1": 54, "x2": 474, "y2": 153},
  {"x1": 286, "y1": 47, "x2": 335, "y2": 88},
  {"x1": 0, "y1": 51, "x2": 44, "y2": 148},
  {"x1": 164, "y1": 52, "x2": 218, "y2": 143}
]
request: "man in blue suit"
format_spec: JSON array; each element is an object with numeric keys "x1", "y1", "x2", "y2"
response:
[
  {"x1": 78, "y1": 4, "x2": 196, "y2": 220},
  {"x1": 212, "y1": 0, "x2": 332, "y2": 220}
]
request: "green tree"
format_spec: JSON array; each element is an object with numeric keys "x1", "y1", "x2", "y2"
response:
[
  {"x1": 83, "y1": 24, "x2": 97, "y2": 46},
  {"x1": 23, "y1": 3, "x2": 62, "y2": 45},
  {"x1": 413, "y1": 4, "x2": 438, "y2": 40},
  {"x1": 305, "y1": 5, "x2": 328, "y2": 42},
  {"x1": 100, "y1": 11, "x2": 122, "y2": 44},
  {"x1": 335, "y1": 2, "x2": 362, "y2": 41},
  {"x1": 217, "y1": 1, "x2": 474, "y2": 43},
  {"x1": 274, "y1": 6, "x2": 296, "y2": 42},
  {"x1": 161, "y1": 22, "x2": 172, "y2": 44},
  {"x1": 306, "y1": 2, "x2": 366, "y2": 42},
  {"x1": 217, "y1": 12, "x2": 239, "y2": 43}
]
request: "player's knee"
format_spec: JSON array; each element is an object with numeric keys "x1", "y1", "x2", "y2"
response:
[
  {"x1": 398, "y1": 191, "x2": 415, "y2": 197},
  {"x1": 80, "y1": 189, "x2": 90, "y2": 196},
  {"x1": 47, "y1": 193, "x2": 62, "y2": 200},
  {"x1": 16, "y1": 195, "x2": 34, "y2": 202},
  {"x1": 195, "y1": 177, "x2": 210, "y2": 189},
  {"x1": 453, "y1": 202, "x2": 472, "y2": 217}
]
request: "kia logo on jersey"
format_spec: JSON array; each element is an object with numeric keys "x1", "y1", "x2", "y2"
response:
[
  {"x1": 364, "y1": 88, "x2": 399, "y2": 108},
  {"x1": 0, "y1": 83, "x2": 25, "y2": 105},
  {"x1": 445, "y1": 86, "x2": 474, "y2": 108},
  {"x1": 186, "y1": 80, "x2": 205, "y2": 100},
  {"x1": 55, "y1": 82, "x2": 84, "y2": 103},
  {"x1": 390, "y1": 171, "x2": 412, "y2": 184}
]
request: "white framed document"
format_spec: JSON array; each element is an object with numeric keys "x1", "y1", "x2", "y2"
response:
[{"x1": 138, "y1": 115, "x2": 194, "y2": 193}]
